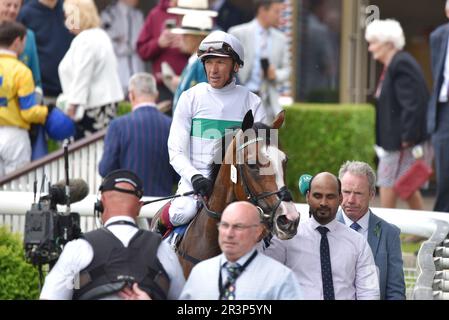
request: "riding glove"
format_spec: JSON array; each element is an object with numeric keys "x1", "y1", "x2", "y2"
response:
[{"x1": 191, "y1": 174, "x2": 213, "y2": 198}]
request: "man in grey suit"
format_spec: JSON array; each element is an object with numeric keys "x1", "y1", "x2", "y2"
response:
[
  {"x1": 428, "y1": 1, "x2": 449, "y2": 213},
  {"x1": 337, "y1": 161, "x2": 406, "y2": 300},
  {"x1": 228, "y1": 0, "x2": 290, "y2": 123}
]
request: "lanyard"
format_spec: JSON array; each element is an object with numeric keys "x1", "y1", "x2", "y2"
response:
[{"x1": 218, "y1": 250, "x2": 258, "y2": 299}]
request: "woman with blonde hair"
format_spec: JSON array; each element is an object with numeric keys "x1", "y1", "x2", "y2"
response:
[
  {"x1": 365, "y1": 19, "x2": 432, "y2": 212},
  {"x1": 59, "y1": 0, "x2": 124, "y2": 140}
]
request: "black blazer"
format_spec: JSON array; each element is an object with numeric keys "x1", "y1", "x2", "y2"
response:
[
  {"x1": 376, "y1": 51, "x2": 429, "y2": 151},
  {"x1": 428, "y1": 23, "x2": 449, "y2": 134}
]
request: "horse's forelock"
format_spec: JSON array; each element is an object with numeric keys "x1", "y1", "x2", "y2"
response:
[{"x1": 252, "y1": 122, "x2": 273, "y2": 145}]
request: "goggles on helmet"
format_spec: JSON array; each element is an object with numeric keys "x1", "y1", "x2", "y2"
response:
[{"x1": 197, "y1": 41, "x2": 243, "y2": 66}]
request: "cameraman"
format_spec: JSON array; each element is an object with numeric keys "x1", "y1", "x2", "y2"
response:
[{"x1": 39, "y1": 169, "x2": 185, "y2": 300}]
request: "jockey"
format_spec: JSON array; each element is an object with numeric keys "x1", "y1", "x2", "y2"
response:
[{"x1": 157, "y1": 30, "x2": 267, "y2": 234}]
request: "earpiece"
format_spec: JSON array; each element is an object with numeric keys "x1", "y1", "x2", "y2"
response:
[
  {"x1": 93, "y1": 190, "x2": 104, "y2": 228},
  {"x1": 94, "y1": 198, "x2": 104, "y2": 214}
]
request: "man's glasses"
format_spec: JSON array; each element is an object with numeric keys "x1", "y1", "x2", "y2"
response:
[{"x1": 217, "y1": 222, "x2": 260, "y2": 232}]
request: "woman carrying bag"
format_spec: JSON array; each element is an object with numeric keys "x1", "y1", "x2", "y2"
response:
[{"x1": 365, "y1": 19, "x2": 433, "y2": 211}]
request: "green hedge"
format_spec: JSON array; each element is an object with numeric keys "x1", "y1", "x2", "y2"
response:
[
  {"x1": 118, "y1": 101, "x2": 132, "y2": 116},
  {"x1": 280, "y1": 104, "x2": 375, "y2": 202},
  {"x1": 0, "y1": 227, "x2": 40, "y2": 299}
]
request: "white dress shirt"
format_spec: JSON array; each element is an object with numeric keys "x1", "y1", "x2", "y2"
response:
[
  {"x1": 39, "y1": 216, "x2": 185, "y2": 300},
  {"x1": 179, "y1": 249, "x2": 303, "y2": 300},
  {"x1": 264, "y1": 216, "x2": 380, "y2": 300}
]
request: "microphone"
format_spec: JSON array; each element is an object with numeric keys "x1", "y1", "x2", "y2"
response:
[
  {"x1": 42, "y1": 179, "x2": 89, "y2": 205},
  {"x1": 298, "y1": 174, "x2": 312, "y2": 196}
]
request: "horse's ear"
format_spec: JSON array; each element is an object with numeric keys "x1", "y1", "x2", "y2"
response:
[
  {"x1": 241, "y1": 110, "x2": 254, "y2": 132},
  {"x1": 272, "y1": 110, "x2": 285, "y2": 129}
]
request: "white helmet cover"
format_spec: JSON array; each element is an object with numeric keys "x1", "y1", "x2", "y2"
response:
[{"x1": 197, "y1": 30, "x2": 244, "y2": 67}]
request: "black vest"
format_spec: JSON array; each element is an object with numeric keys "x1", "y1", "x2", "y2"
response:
[{"x1": 72, "y1": 226, "x2": 170, "y2": 300}]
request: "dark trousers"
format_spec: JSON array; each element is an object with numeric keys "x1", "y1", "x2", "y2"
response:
[
  {"x1": 157, "y1": 83, "x2": 174, "y2": 117},
  {"x1": 75, "y1": 103, "x2": 118, "y2": 140},
  {"x1": 432, "y1": 102, "x2": 449, "y2": 212}
]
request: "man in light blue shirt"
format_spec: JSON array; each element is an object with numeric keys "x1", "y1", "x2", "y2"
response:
[
  {"x1": 120, "y1": 201, "x2": 302, "y2": 300},
  {"x1": 179, "y1": 201, "x2": 303, "y2": 300}
]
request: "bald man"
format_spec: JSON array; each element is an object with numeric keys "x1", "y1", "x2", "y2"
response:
[
  {"x1": 178, "y1": 201, "x2": 303, "y2": 300},
  {"x1": 40, "y1": 169, "x2": 185, "y2": 300},
  {"x1": 264, "y1": 172, "x2": 380, "y2": 300}
]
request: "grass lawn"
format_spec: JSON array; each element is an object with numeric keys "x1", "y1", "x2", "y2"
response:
[{"x1": 401, "y1": 234, "x2": 424, "y2": 254}]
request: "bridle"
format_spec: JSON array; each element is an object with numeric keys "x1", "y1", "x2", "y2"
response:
[
  {"x1": 200, "y1": 136, "x2": 293, "y2": 225},
  {"x1": 236, "y1": 137, "x2": 293, "y2": 229}
]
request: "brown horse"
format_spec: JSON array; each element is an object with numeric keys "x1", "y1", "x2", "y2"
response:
[{"x1": 151, "y1": 110, "x2": 300, "y2": 278}]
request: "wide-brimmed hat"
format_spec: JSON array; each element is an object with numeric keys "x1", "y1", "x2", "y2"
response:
[
  {"x1": 168, "y1": 0, "x2": 218, "y2": 17},
  {"x1": 171, "y1": 12, "x2": 213, "y2": 36}
]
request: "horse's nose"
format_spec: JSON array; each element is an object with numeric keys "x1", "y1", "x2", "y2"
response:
[{"x1": 280, "y1": 201, "x2": 299, "y2": 221}]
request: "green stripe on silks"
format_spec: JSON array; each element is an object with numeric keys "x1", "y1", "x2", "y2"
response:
[{"x1": 191, "y1": 118, "x2": 242, "y2": 140}]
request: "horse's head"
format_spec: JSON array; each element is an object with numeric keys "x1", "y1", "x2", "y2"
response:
[{"x1": 218, "y1": 110, "x2": 300, "y2": 240}]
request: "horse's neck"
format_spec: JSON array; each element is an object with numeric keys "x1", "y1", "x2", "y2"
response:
[{"x1": 208, "y1": 165, "x2": 234, "y2": 214}]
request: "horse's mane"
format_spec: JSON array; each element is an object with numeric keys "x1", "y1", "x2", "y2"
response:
[{"x1": 208, "y1": 122, "x2": 273, "y2": 185}]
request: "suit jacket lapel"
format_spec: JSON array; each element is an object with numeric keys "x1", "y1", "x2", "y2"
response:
[
  {"x1": 437, "y1": 24, "x2": 449, "y2": 84},
  {"x1": 368, "y1": 210, "x2": 381, "y2": 256}
]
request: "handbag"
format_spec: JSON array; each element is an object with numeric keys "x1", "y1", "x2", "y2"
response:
[{"x1": 393, "y1": 150, "x2": 433, "y2": 200}]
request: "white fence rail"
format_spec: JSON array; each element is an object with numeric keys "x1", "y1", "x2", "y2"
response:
[
  {"x1": 1, "y1": 191, "x2": 436, "y2": 299},
  {"x1": 0, "y1": 130, "x2": 105, "y2": 194},
  {"x1": 1, "y1": 191, "x2": 446, "y2": 236}
]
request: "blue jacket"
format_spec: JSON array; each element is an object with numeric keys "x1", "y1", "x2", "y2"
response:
[
  {"x1": 99, "y1": 106, "x2": 179, "y2": 197},
  {"x1": 20, "y1": 29, "x2": 41, "y2": 89},
  {"x1": 337, "y1": 209, "x2": 406, "y2": 300},
  {"x1": 428, "y1": 22, "x2": 449, "y2": 134},
  {"x1": 18, "y1": 0, "x2": 73, "y2": 96}
]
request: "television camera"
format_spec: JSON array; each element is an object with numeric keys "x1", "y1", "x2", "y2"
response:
[{"x1": 23, "y1": 142, "x2": 88, "y2": 269}]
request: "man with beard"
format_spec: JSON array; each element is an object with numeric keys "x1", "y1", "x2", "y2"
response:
[{"x1": 263, "y1": 172, "x2": 380, "y2": 300}]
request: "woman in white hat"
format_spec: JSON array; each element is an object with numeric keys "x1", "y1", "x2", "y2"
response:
[{"x1": 170, "y1": 12, "x2": 213, "y2": 110}]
